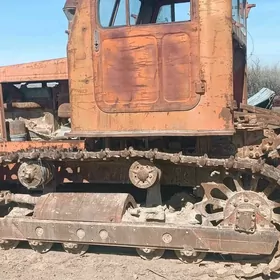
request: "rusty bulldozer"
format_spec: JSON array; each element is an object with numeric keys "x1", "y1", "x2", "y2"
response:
[{"x1": 2, "y1": 0, "x2": 280, "y2": 278}]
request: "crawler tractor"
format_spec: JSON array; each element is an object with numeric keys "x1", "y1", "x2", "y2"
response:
[{"x1": 0, "y1": 0, "x2": 280, "y2": 278}]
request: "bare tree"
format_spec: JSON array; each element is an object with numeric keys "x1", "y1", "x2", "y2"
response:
[{"x1": 247, "y1": 58, "x2": 280, "y2": 97}]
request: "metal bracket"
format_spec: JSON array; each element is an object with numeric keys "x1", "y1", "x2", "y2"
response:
[
  {"x1": 94, "y1": 30, "x2": 100, "y2": 52},
  {"x1": 235, "y1": 209, "x2": 256, "y2": 233},
  {"x1": 195, "y1": 81, "x2": 205, "y2": 95}
]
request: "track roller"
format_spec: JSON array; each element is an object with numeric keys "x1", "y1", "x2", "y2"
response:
[
  {"x1": 29, "y1": 241, "x2": 53, "y2": 254},
  {"x1": 175, "y1": 249, "x2": 206, "y2": 264},
  {"x1": 62, "y1": 243, "x2": 89, "y2": 255},
  {"x1": 129, "y1": 160, "x2": 159, "y2": 189},
  {"x1": 129, "y1": 160, "x2": 162, "y2": 207},
  {"x1": 136, "y1": 248, "x2": 165, "y2": 260},
  {"x1": 0, "y1": 240, "x2": 19, "y2": 250},
  {"x1": 18, "y1": 161, "x2": 53, "y2": 190}
]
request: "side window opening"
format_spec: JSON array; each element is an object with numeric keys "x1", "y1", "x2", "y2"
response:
[
  {"x1": 99, "y1": 0, "x2": 191, "y2": 28},
  {"x1": 232, "y1": 0, "x2": 240, "y2": 23},
  {"x1": 156, "y1": 2, "x2": 191, "y2": 23},
  {"x1": 129, "y1": 0, "x2": 141, "y2": 25},
  {"x1": 232, "y1": 0, "x2": 247, "y2": 27},
  {"x1": 99, "y1": 0, "x2": 126, "y2": 27},
  {"x1": 135, "y1": 1, "x2": 156, "y2": 25},
  {"x1": 175, "y1": 2, "x2": 191, "y2": 22},
  {"x1": 156, "y1": 5, "x2": 171, "y2": 23},
  {"x1": 239, "y1": 0, "x2": 247, "y2": 29},
  {"x1": 232, "y1": 0, "x2": 247, "y2": 35}
]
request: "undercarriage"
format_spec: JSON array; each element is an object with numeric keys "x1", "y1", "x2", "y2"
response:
[{"x1": 2, "y1": 124, "x2": 280, "y2": 279}]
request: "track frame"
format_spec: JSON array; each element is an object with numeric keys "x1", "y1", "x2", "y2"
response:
[{"x1": 0, "y1": 217, "x2": 278, "y2": 256}]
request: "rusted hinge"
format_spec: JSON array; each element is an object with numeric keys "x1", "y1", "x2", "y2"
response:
[{"x1": 195, "y1": 81, "x2": 206, "y2": 95}]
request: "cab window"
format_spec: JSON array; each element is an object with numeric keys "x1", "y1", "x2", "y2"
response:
[
  {"x1": 99, "y1": 0, "x2": 126, "y2": 27},
  {"x1": 232, "y1": 0, "x2": 247, "y2": 36},
  {"x1": 156, "y1": 2, "x2": 191, "y2": 23},
  {"x1": 99, "y1": 0, "x2": 191, "y2": 28},
  {"x1": 232, "y1": 0, "x2": 246, "y2": 28}
]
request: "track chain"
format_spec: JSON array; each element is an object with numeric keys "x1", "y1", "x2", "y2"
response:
[
  {"x1": 1, "y1": 146, "x2": 280, "y2": 279},
  {"x1": 2, "y1": 147, "x2": 280, "y2": 184}
]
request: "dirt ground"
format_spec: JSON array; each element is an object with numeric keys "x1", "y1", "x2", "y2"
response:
[{"x1": 0, "y1": 244, "x2": 277, "y2": 280}]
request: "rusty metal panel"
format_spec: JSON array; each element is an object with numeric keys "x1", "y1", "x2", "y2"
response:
[
  {"x1": 0, "y1": 140, "x2": 84, "y2": 153},
  {"x1": 162, "y1": 33, "x2": 194, "y2": 103},
  {"x1": 33, "y1": 193, "x2": 137, "y2": 223},
  {"x1": 95, "y1": 23, "x2": 200, "y2": 113},
  {"x1": 0, "y1": 58, "x2": 68, "y2": 83},
  {"x1": 58, "y1": 103, "x2": 71, "y2": 118},
  {"x1": 68, "y1": 0, "x2": 234, "y2": 136},
  {"x1": 4, "y1": 102, "x2": 43, "y2": 110},
  {"x1": 9, "y1": 120, "x2": 27, "y2": 142},
  {"x1": 97, "y1": 35, "x2": 159, "y2": 112}
]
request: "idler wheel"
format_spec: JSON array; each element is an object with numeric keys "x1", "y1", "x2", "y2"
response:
[
  {"x1": 0, "y1": 240, "x2": 19, "y2": 250},
  {"x1": 29, "y1": 241, "x2": 53, "y2": 254},
  {"x1": 62, "y1": 243, "x2": 89, "y2": 255},
  {"x1": 129, "y1": 160, "x2": 159, "y2": 189},
  {"x1": 136, "y1": 248, "x2": 165, "y2": 260},
  {"x1": 175, "y1": 249, "x2": 206, "y2": 264},
  {"x1": 18, "y1": 161, "x2": 53, "y2": 190}
]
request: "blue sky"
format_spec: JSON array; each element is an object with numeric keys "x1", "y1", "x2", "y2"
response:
[{"x1": 0, "y1": 0, "x2": 279, "y2": 66}]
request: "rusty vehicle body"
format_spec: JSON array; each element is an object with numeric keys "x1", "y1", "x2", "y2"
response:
[{"x1": 1, "y1": 0, "x2": 280, "y2": 278}]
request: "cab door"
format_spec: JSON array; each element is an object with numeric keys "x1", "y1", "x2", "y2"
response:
[{"x1": 93, "y1": 0, "x2": 201, "y2": 113}]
